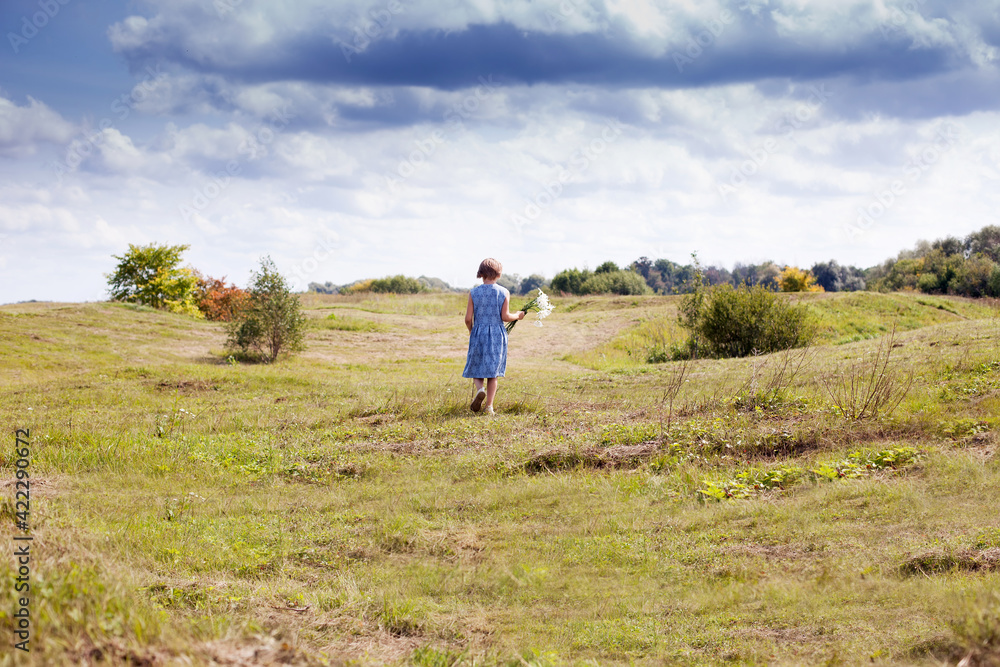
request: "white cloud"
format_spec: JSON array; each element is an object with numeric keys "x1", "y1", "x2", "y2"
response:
[{"x1": 0, "y1": 96, "x2": 77, "y2": 157}]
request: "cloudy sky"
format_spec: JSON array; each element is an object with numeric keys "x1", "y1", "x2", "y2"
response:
[{"x1": 2, "y1": 0, "x2": 999, "y2": 302}]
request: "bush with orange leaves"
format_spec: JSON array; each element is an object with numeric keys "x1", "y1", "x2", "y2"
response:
[{"x1": 193, "y1": 272, "x2": 249, "y2": 321}]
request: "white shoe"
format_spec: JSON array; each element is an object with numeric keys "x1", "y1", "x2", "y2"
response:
[
  {"x1": 471, "y1": 387, "x2": 486, "y2": 412},
  {"x1": 484, "y1": 405, "x2": 495, "y2": 415}
]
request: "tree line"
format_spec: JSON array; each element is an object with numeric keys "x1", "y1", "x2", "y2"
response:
[
  {"x1": 309, "y1": 273, "x2": 549, "y2": 296},
  {"x1": 547, "y1": 224, "x2": 1000, "y2": 298}
]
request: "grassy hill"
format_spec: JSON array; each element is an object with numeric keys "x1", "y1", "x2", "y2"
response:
[{"x1": 1, "y1": 292, "x2": 999, "y2": 665}]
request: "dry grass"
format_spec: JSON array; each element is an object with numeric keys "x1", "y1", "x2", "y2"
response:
[{"x1": 1, "y1": 293, "x2": 1000, "y2": 665}]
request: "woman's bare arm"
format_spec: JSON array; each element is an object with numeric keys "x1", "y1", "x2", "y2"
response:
[
  {"x1": 500, "y1": 294, "x2": 526, "y2": 323},
  {"x1": 465, "y1": 293, "x2": 475, "y2": 331}
]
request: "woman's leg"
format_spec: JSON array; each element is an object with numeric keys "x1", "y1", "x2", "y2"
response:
[{"x1": 484, "y1": 377, "x2": 499, "y2": 408}]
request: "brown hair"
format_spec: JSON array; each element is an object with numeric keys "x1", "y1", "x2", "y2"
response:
[{"x1": 477, "y1": 258, "x2": 502, "y2": 280}]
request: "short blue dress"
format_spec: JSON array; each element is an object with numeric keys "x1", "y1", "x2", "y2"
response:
[{"x1": 462, "y1": 283, "x2": 509, "y2": 379}]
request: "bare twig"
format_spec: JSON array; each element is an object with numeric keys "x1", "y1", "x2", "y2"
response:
[
  {"x1": 823, "y1": 325, "x2": 914, "y2": 420},
  {"x1": 734, "y1": 346, "x2": 812, "y2": 411},
  {"x1": 658, "y1": 358, "x2": 690, "y2": 438}
]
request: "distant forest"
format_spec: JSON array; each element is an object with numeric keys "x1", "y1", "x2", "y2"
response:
[{"x1": 309, "y1": 225, "x2": 1000, "y2": 299}]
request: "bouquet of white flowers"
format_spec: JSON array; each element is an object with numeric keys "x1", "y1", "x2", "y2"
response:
[{"x1": 507, "y1": 288, "x2": 554, "y2": 333}]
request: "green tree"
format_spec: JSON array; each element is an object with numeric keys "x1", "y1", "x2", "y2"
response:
[
  {"x1": 550, "y1": 268, "x2": 591, "y2": 295},
  {"x1": 226, "y1": 257, "x2": 306, "y2": 362},
  {"x1": 595, "y1": 261, "x2": 619, "y2": 274},
  {"x1": 580, "y1": 270, "x2": 651, "y2": 295},
  {"x1": 989, "y1": 266, "x2": 1000, "y2": 297},
  {"x1": 966, "y1": 225, "x2": 1000, "y2": 262},
  {"x1": 631, "y1": 257, "x2": 653, "y2": 280},
  {"x1": 950, "y1": 254, "x2": 997, "y2": 297},
  {"x1": 106, "y1": 243, "x2": 200, "y2": 315},
  {"x1": 872, "y1": 257, "x2": 923, "y2": 291},
  {"x1": 810, "y1": 260, "x2": 866, "y2": 292},
  {"x1": 917, "y1": 249, "x2": 963, "y2": 294},
  {"x1": 417, "y1": 276, "x2": 452, "y2": 291},
  {"x1": 519, "y1": 273, "x2": 548, "y2": 295},
  {"x1": 496, "y1": 273, "x2": 522, "y2": 294}
]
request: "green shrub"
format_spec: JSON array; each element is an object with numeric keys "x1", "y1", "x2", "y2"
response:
[
  {"x1": 646, "y1": 340, "x2": 694, "y2": 363},
  {"x1": 679, "y1": 284, "x2": 814, "y2": 358},
  {"x1": 580, "y1": 270, "x2": 651, "y2": 295},
  {"x1": 369, "y1": 275, "x2": 425, "y2": 294}
]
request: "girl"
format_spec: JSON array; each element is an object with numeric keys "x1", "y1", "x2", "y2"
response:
[{"x1": 462, "y1": 258, "x2": 525, "y2": 414}]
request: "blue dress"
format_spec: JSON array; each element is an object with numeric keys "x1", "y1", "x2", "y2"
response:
[{"x1": 462, "y1": 283, "x2": 509, "y2": 379}]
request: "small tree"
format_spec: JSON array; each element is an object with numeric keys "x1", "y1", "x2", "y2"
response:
[
  {"x1": 226, "y1": 257, "x2": 306, "y2": 362},
  {"x1": 106, "y1": 243, "x2": 200, "y2": 315}
]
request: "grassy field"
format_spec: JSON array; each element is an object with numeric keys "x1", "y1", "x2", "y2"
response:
[{"x1": 1, "y1": 291, "x2": 999, "y2": 666}]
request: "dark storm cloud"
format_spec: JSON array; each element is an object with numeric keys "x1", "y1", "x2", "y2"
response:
[
  {"x1": 117, "y1": 20, "x2": 961, "y2": 91},
  {"x1": 822, "y1": 68, "x2": 1000, "y2": 121}
]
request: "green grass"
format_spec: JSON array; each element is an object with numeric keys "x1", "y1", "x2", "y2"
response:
[
  {"x1": 312, "y1": 312, "x2": 388, "y2": 332},
  {"x1": 803, "y1": 291, "x2": 997, "y2": 344},
  {"x1": 1, "y1": 292, "x2": 999, "y2": 665},
  {"x1": 564, "y1": 291, "x2": 1000, "y2": 371}
]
